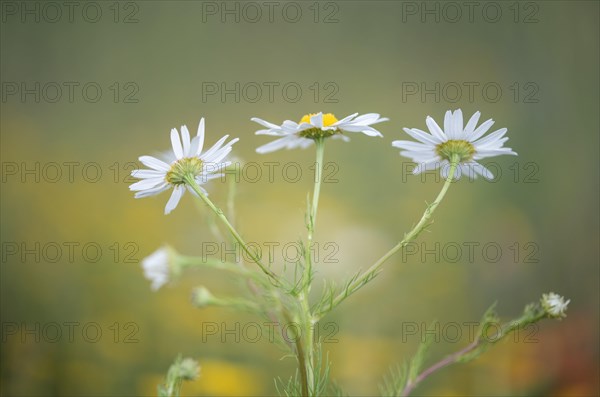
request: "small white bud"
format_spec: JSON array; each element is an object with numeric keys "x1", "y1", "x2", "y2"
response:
[
  {"x1": 192, "y1": 286, "x2": 215, "y2": 307},
  {"x1": 176, "y1": 358, "x2": 200, "y2": 381},
  {"x1": 541, "y1": 292, "x2": 570, "y2": 319}
]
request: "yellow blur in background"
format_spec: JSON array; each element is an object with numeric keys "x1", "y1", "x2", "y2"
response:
[{"x1": 1, "y1": 1, "x2": 598, "y2": 396}]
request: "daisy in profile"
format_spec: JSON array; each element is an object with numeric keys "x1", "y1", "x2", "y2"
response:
[
  {"x1": 130, "y1": 117, "x2": 238, "y2": 214},
  {"x1": 141, "y1": 246, "x2": 177, "y2": 291},
  {"x1": 392, "y1": 109, "x2": 517, "y2": 180},
  {"x1": 252, "y1": 112, "x2": 388, "y2": 154}
]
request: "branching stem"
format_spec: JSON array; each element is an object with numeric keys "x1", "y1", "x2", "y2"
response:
[{"x1": 316, "y1": 155, "x2": 460, "y2": 319}]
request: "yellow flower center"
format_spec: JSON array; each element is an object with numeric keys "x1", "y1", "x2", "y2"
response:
[
  {"x1": 298, "y1": 113, "x2": 341, "y2": 140},
  {"x1": 435, "y1": 140, "x2": 476, "y2": 162},
  {"x1": 166, "y1": 157, "x2": 203, "y2": 185},
  {"x1": 300, "y1": 113, "x2": 339, "y2": 127}
]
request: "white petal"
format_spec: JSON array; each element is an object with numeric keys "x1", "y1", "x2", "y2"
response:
[
  {"x1": 164, "y1": 185, "x2": 184, "y2": 215},
  {"x1": 131, "y1": 169, "x2": 165, "y2": 179},
  {"x1": 471, "y1": 162, "x2": 494, "y2": 180},
  {"x1": 129, "y1": 177, "x2": 165, "y2": 191},
  {"x1": 332, "y1": 134, "x2": 351, "y2": 142},
  {"x1": 139, "y1": 156, "x2": 170, "y2": 172},
  {"x1": 256, "y1": 136, "x2": 295, "y2": 154},
  {"x1": 134, "y1": 183, "x2": 170, "y2": 198},
  {"x1": 473, "y1": 148, "x2": 517, "y2": 160},
  {"x1": 352, "y1": 113, "x2": 386, "y2": 124},
  {"x1": 392, "y1": 140, "x2": 432, "y2": 151},
  {"x1": 459, "y1": 163, "x2": 477, "y2": 180},
  {"x1": 195, "y1": 118, "x2": 206, "y2": 155},
  {"x1": 331, "y1": 113, "x2": 358, "y2": 125},
  {"x1": 141, "y1": 248, "x2": 170, "y2": 290},
  {"x1": 399, "y1": 150, "x2": 437, "y2": 162},
  {"x1": 255, "y1": 129, "x2": 288, "y2": 136},
  {"x1": 189, "y1": 137, "x2": 200, "y2": 157},
  {"x1": 464, "y1": 111, "x2": 481, "y2": 137},
  {"x1": 285, "y1": 136, "x2": 313, "y2": 150},
  {"x1": 149, "y1": 275, "x2": 167, "y2": 290},
  {"x1": 200, "y1": 172, "x2": 226, "y2": 182},
  {"x1": 157, "y1": 149, "x2": 177, "y2": 164},
  {"x1": 472, "y1": 128, "x2": 507, "y2": 147},
  {"x1": 403, "y1": 128, "x2": 440, "y2": 145},
  {"x1": 297, "y1": 139, "x2": 313, "y2": 149},
  {"x1": 444, "y1": 110, "x2": 454, "y2": 139},
  {"x1": 201, "y1": 135, "x2": 229, "y2": 160},
  {"x1": 356, "y1": 126, "x2": 383, "y2": 136},
  {"x1": 170, "y1": 128, "x2": 184, "y2": 159},
  {"x1": 181, "y1": 125, "x2": 191, "y2": 156},
  {"x1": 338, "y1": 114, "x2": 388, "y2": 132},
  {"x1": 251, "y1": 117, "x2": 281, "y2": 130},
  {"x1": 453, "y1": 109, "x2": 464, "y2": 139},
  {"x1": 476, "y1": 137, "x2": 509, "y2": 150},
  {"x1": 207, "y1": 146, "x2": 233, "y2": 164},
  {"x1": 310, "y1": 113, "x2": 323, "y2": 128},
  {"x1": 426, "y1": 116, "x2": 447, "y2": 141},
  {"x1": 468, "y1": 118, "x2": 495, "y2": 142},
  {"x1": 413, "y1": 159, "x2": 442, "y2": 175},
  {"x1": 282, "y1": 120, "x2": 302, "y2": 132},
  {"x1": 203, "y1": 138, "x2": 238, "y2": 163},
  {"x1": 202, "y1": 161, "x2": 230, "y2": 173}
]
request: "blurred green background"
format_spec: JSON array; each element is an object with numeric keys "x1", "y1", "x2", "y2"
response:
[{"x1": 1, "y1": 1, "x2": 598, "y2": 395}]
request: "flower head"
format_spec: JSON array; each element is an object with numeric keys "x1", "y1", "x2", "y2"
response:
[
  {"x1": 130, "y1": 117, "x2": 238, "y2": 214},
  {"x1": 159, "y1": 356, "x2": 201, "y2": 396},
  {"x1": 192, "y1": 286, "x2": 217, "y2": 307},
  {"x1": 392, "y1": 109, "x2": 517, "y2": 180},
  {"x1": 174, "y1": 358, "x2": 201, "y2": 381},
  {"x1": 141, "y1": 246, "x2": 177, "y2": 291},
  {"x1": 252, "y1": 112, "x2": 388, "y2": 154},
  {"x1": 541, "y1": 292, "x2": 570, "y2": 319}
]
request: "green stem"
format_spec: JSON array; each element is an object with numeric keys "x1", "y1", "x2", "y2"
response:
[
  {"x1": 299, "y1": 293, "x2": 315, "y2": 394},
  {"x1": 296, "y1": 335, "x2": 310, "y2": 397},
  {"x1": 279, "y1": 308, "x2": 309, "y2": 397},
  {"x1": 316, "y1": 156, "x2": 460, "y2": 319},
  {"x1": 226, "y1": 167, "x2": 237, "y2": 225},
  {"x1": 303, "y1": 138, "x2": 325, "y2": 290},
  {"x1": 401, "y1": 311, "x2": 547, "y2": 396},
  {"x1": 185, "y1": 176, "x2": 280, "y2": 284},
  {"x1": 300, "y1": 138, "x2": 325, "y2": 394},
  {"x1": 311, "y1": 139, "x2": 325, "y2": 231},
  {"x1": 401, "y1": 338, "x2": 479, "y2": 397}
]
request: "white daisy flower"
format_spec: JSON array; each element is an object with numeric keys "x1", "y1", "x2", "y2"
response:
[
  {"x1": 252, "y1": 112, "x2": 388, "y2": 154},
  {"x1": 130, "y1": 117, "x2": 238, "y2": 214},
  {"x1": 392, "y1": 109, "x2": 517, "y2": 180},
  {"x1": 541, "y1": 292, "x2": 570, "y2": 319},
  {"x1": 141, "y1": 246, "x2": 172, "y2": 291}
]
